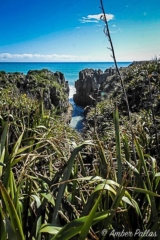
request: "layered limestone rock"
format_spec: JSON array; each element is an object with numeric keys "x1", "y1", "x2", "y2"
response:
[
  {"x1": 73, "y1": 68, "x2": 116, "y2": 106},
  {"x1": 0, "y1": 69, "x2": 69, "y2": 111},
  {"x1": 0, "y1": 69, "x2": 72, "y2": 123}
]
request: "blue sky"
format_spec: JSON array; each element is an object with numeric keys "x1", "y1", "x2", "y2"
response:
[{"x1": 0, "y1": 0, "x2": 159, "y2": 62}]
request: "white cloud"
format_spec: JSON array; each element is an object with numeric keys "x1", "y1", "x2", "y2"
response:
[
  {"x1": 112, "y1": 24, "x2": 116, "y2": 27},
  {"x1": 79, "y1": 13, "x2": 114, "y2": 23},
  {"x1": 0, "y1": 53, "x2": 84, "y2": 61}
]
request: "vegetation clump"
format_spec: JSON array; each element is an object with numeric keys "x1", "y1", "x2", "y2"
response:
[
  {"x1": 86, "y1": 61, "x2": 160, "y2": 159},
  {"x1": 0, "y1": 69, "x2": 69, "y2": 115},
  {"x1": 0, "y1": 61, "x2": 160, "y2": 239}
]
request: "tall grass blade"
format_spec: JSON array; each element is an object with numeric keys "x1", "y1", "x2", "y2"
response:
[
  {"x1": 77, "y1": 195, "x2": 101, "y2": 240},
  {"x1": 0, "y1": 123, "x2": 8, "y2": 153},
  {"x1": 134, "y1": 137, "x2": 157, "y2": 222},
  {"x1": 0, "y1": 206, "x2": 7, "y2": 240},
  {"x1": 102, "y1": 185, "x2": 125, "y2": 233},
  {"x1": 0, "y1": 181, "x2": 25, "y2": 240},
  {"x1": 10, "y1": 129, "x2": 25, "y2": 163},
  {"x1": 0, "y1": 147, "x2": 5, "y2": 177},
  {"x1": 51, "y1": 141, "x2": 93, "y2": 225},
  {"x1": 127, "y1": 187, "x2": 160, "y2": 197},
  {"x1": 95, "y1": 133, "x2": 108, "y2": 178},
  {"x1": 114, "y1": 105, "x2": 122, "y2": 183},
  {"x1": 39, "y1": 225, "x2": 61, "y2": 235},
  {"x1": 51, "y1": 210, "x2": 118, "y2": 239}
]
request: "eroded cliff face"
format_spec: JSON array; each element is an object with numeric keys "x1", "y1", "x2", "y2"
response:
[
  {"x1": 73, "y1": 68, "x2": 116, "y2": 106},
  {"x1": 0, "y1": 69, "x2": 73, "y2": 124},
  {"x1": 84, "y1": 61, "x2": 160, "y2": 136},
  {"x1": 0, "y1": 69, "x2": 70, "y2": 111}
]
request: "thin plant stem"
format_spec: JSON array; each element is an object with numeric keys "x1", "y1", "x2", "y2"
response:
[
  {"x1": 148, "y1": 75, "x2": 160, "y2": 157},
  {"x1": 100, "y1": 0, "x2": 136, "y2": 162}
]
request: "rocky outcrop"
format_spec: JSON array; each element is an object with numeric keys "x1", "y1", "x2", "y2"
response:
[
  {"x1": 128, "y1": 61, "x2": 150, "y2": 66},
  {"x1": 85, "y1": 61, "x2": 160, "y2": 132},
  {"x1": 73, "y1": 68, "x2": 116, "y2": 106},
  {"x1": 0, "y1": 69, "x2": 70, "y2": 111}
]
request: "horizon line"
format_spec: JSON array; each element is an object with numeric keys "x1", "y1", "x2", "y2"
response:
[{"x1": 0, "y1": 61, "x2": 134, "y2": 63}]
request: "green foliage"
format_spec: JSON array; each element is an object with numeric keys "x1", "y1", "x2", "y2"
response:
[{"x1": 0, "y1": 62, "x2": 160, "y2": 239}]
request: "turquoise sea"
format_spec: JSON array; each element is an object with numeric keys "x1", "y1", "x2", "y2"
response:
[
  {"x1": 0, "y1": 62, "x2": 131, "y2": 85},
  {"x1": 0, "y1": 62, "x2": 131, "y2": 130}
]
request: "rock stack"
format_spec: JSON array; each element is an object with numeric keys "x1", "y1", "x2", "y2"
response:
[{"x1": 73, "y1": 68, "x2": 116, "y2": 106}]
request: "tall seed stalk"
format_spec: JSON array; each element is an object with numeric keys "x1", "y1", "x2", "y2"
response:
[
  {"x1": 147, "y1": 74, "x2": 160, "y2": 157},
  {"x1": 100, "y1": 0, "x2": 136, "y2": 161}
]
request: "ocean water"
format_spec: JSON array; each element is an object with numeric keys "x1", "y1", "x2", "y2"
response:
[{"x1": 0, "y1": 62, "x2": 131, "y2": 130}]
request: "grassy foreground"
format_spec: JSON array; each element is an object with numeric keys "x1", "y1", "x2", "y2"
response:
[{"x1": 0, "y1": 62, "x2": 160, "y2": 240}]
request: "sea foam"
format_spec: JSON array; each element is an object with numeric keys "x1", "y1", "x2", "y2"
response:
[{"x1": 69, "y1": 85, "x2": 84, "y2": 131}]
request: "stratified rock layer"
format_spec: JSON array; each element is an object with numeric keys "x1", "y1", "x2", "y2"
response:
[
  {"x1": 73, "y1": 68, "x2": 115, "y2": 106},
  {"x1": 0, "y1": 69, "x2": 69, "y2": 111}
]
